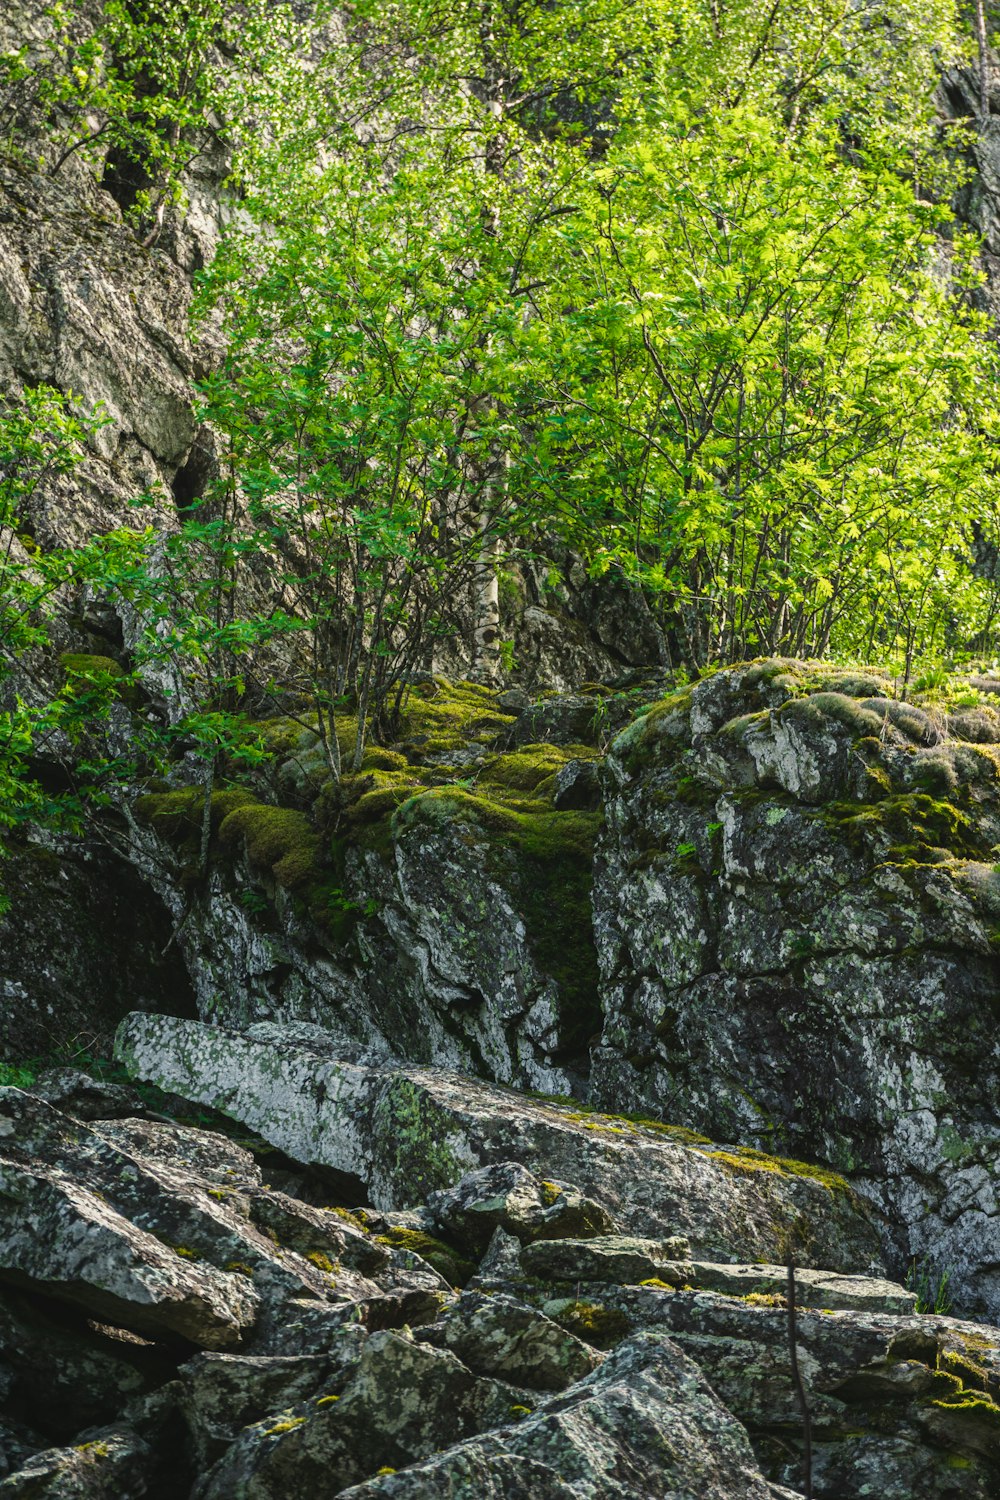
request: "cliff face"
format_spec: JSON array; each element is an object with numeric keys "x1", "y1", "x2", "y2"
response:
[{"x1": 7, "y1": 7, "x2": 1000, "y2": 1497}]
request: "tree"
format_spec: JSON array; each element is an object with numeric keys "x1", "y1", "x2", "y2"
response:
[{"x1": 542, "y1": 102, "x2": 1000, "y2": 676}]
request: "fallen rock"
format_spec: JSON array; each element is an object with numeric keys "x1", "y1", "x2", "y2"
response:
[
  {"x1": 335, "y1": 1330, "x2": 776, "y2": 1499},
  {"x1": 520, "y1": 1234, "x2": 692, "y2": 1286},
  {"x1": 687, "y1": 1262, "x2": 917, "y2": 1314},
  {"x1": 0, "y1": 1423, "x2": 153, "y2": 1497},
  {"x1": 194, "y1": 1329, "x2": 530, "y2": 1499},
  {"x1": 115, "y1": 1014, "x2": 885, "y2": 1273},
  {"x1": 175, "y1": 1336, "x2": 367, "y2": 1467},
  {"x1": 414, "y1": 1292, "x2": 600, "y2": 1390},
  {"x1": 427, "y1": 1162, "x2": 617, "y2": 1251}
]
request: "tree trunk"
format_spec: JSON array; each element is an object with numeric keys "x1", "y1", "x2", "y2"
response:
[{"x1": 976, "y1": 0, "x2": 991, "y2": 118}]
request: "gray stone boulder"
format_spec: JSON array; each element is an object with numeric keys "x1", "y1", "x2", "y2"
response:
[
  {"x1": 335, "y1": 1330, "x2": 776, "y2": 1500},
  {"x1": 520, "y1": 1234, "x2": 693, "y2": 1287},
  {"x1": 0, "y1": 1087, "x2": 420, "y2": 1349},
  {"x1": 0, "y1": 1424, "x2": 152, "y2": 1497},
  {"x1": 414, "y1": 1292, "x2": 599, "y2": 1391},
  {"x1": 194, "y1": 1329, "x2": 531, "y2": 1499},
  {"x1": 115, "y1": 1013, "x2": 885, "y2": 1273},
  {"x1": 427, "y1": 1162, "x2": 617, "y2": 1251},
  {"x1": 526, "y1": 1282, "x2": 1000, "y2": 1496},
  {"x1": 174, "y1": 1337, "x2": 367, "y2": 1468},
  {"x1": 592, "y1": 659, "x2": 1000, "y2": 1316},
  {"x1": 686, "y1": 1261, "x2": 917, "y2": 1314}
]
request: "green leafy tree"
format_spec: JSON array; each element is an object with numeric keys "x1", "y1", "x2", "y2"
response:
[{"x1": 542, "y1": 102, "x2": 1000, "y2": 676}]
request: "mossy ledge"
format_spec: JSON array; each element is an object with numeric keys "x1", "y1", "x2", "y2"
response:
[{"x1": 134, "y1": 680, "x2": 604, "y2": 1033}]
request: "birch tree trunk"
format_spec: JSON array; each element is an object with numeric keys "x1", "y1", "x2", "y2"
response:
[
  {"x1": 470, "y1": 0, "x2": 507, "y2": 683},
  {"x1": 975, "y1": 0, "x2": 991, "y2": 118}
]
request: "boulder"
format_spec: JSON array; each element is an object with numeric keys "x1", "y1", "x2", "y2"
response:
[
  {"x1": 335, "y1": 1330, "x2": 776, "y2": 1500},
  {"x1": 115, "y1": 1014, "x2": 885, "y2": 1273},
  {"x1": 520, "y1": 1235, "x2": 693, "y2": 1286},
  {"x1": 414, "y1": 1292, "x2": 599, "y2": 1391},
  {"x1": 593, "y1": 660, "x2": 1000, "y2": 1316},
  {"x1": 194, "y1": 1330, "x2": 530, "y2": 1499},
  {"x1": 427, "y1": 1162, "x2": 618, "y2": 1251}
]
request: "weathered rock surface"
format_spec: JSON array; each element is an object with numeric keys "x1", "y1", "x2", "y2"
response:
[
  {"x1": 0, "y1": 1087, "x2": 446, "y2": 1350},
  {"x1": 414, "y1": 1292, "x2": 600, "y2": 1391},
  {"x1": 591, "y1": 660, "x2": 1000, "y2": 1316},
  {"x1": 336, "y1": 1331, "x2": 776, "y2": 1500},
  {"x1": 0, "y1": 1059, "x2": 999, "y2": 1498},
  {"x1": 427, "y1": 1162, "x2": 617, "y2": 1251},
  {"x1": 115, "y1": 1012, "x2": 885, "y2": 1272}
]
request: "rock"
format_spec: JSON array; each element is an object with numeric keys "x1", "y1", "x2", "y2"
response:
[
  {"x1": 0, "y1": 1088, "x2": 394, "y2": 1349},
  {"x1": 552, "y1": 758, "x2": 602, "y2": 810},
  {"x1": 194, "y1": 1329, "x2": 529, "y2": 1499},
  {"x1": 335, "y1": 1330, "x2": 775, "y2": 1499},
  {"x1": 175, "y1": 1338, "x2": 367, "y2": 1467},
  {"x1": 427, "y1": 1162, "x2": 618, "y2": 1252},
  {"x1": 686, "y1": 1262, "x2": 917, "y2": 1314},
  {"x1": 592, "y1": 659, "x2": 1000, "y2": 1316},
  {"x1": 27, "y1": 1070, "x2": 146, "y2": 1123},
  {"x1": 0, "y1": 1424, "x2": 153, "y2": 1497},
  {"x1": 520, "y1": 1234, "x2": 693, "y2": 1287},
  {"x1": 0, "y1": 843, "x2": 195, "y2": 1064},
  {"x1": 539, "y1": 1283, "x2": 1000, "y2": 1494},
  {"x1": 0, "y1": 1287, "x2": 167, "y2": 1443},
  {"x1": 415, "y1": 1292, "x2": 600, "y2": 1390},
  {"x1": 115, "y1": 1014, "x2": 885, "y2": 1273}
]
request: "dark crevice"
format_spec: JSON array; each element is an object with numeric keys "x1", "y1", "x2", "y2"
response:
[{"x1": 171, "y1": 430, "x2": 217, "y2": 517}]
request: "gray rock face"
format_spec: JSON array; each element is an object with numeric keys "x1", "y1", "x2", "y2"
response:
[
  {"x1": 0, "y1": 843, "x2": 195, "y2": 1062},
  {"x1": 414, "y1": 1292, "x2": 600, "y2": 1391},
  {"x1": 520, "y1": 1234, "x2": 693, "y2": 1287},
  {"x1": 115, "y1": 1013, "x2": 885, "y2": 1272},
  {"x1": 427, "y1": 1163, "x2": 618, "y2": 1252},
  {"x1": 591, "y1": 660, "x2": 1000, "y2": 1317},
  {"x1": 336, "y1": 1331, "x2": 776, "y2": 1500}
]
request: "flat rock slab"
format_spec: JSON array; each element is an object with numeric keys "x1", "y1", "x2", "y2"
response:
[
  {"x1": 520, "y1": 1235, "x2": 692, "y2": 1286},
  {"x1": 688, "y1": 1262, "x2": 917, "y2": 1314},
  {"x1": 116, "y1": 1014, "x2": 884, "y2": 1272}
]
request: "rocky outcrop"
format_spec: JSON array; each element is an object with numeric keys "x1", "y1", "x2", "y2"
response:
[
  {"x1": 0, "y1": 1059, "x2": 999, "y2": 1498},
  {"x1": 591, "y1": 660, "x2": 1000, "y2": 1317},
  {"x1": 0, "y1": 843, "x2": 195, "y2": 1060},
  {"x1": 115, "y1": 1012, "x2": 884, "y2": 1272}
]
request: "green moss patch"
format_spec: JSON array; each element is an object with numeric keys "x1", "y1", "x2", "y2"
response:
[{"x1": 374, "y1": 1226, "x2": 476, "y2": 1286}]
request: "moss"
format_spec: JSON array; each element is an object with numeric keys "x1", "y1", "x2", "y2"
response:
[
  {"x1": 639, "y1": 1277, "x2": 674, "y2": 1290},
  {"x1": 938, "y1": 1351, "x2": 992, "y2": 1393},
  {"x1": 375, "y1": 1227, "x2": 475, "y2": 1286},
  {"x1": 315, "y1": 1394, "x2": 340, "y2": 1406},
  {"x1": 509, "y1": 1405, "x2": 533, "y2": 1419},
  {"x1": 265, "y1": 1416, "x2": 306, "y2": 1436},
  {"x1": 218, "y1": 803, "x2": 321, "y2": 892},
  {"x1": 539, "y1": 1181, "x2": 562, "y2": 1207},
  {"x1": 820, "y1": 792, "x2": 978, "y2": 865},
  {"x1": 395, "y1": 677, "x2": 515, "y2": 759},
  {"x1": 60, "y1": 652, "x2": 125, "y2": 680},
  {"x1": 555, "y1": 1300, "x2": 630, "y2": 1349},
  {"x1": 306, "y1": 1251, "x2": 337, "y2": 1274},
  {"x1": 135, "y1": 786, "x2": 257, "y2": 848},
  {"x1": 700, "y1": 1145, "x2": 854, "y2": 1196},
  {"x1": 325, "y1": 1206, "x2": 368, "y2": 1232},
  {"x1": 224, "y1": 1260, "x2": 254, "y2": 1277},
  {"x1": 929, "y1": 1390, "x2": 1000, "y2": 1426},
  {"x1": 172, "y1": 1245, "x2": 199, "y2": 1259}
]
